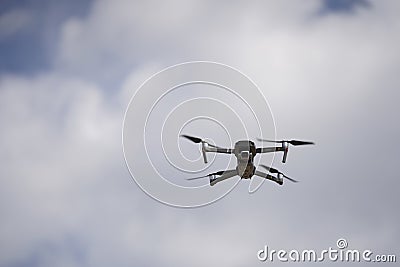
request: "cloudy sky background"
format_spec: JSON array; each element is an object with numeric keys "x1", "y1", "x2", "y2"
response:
[{"x1": 1, "y1": 0, "x2": 399, "y2": 266}]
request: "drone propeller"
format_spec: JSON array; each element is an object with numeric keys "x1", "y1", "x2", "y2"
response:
[
  {"x1": 259, "y1": 164, "x2": 298, "y2": 183},
  {"x1": 180, "y1": 134, "x2": 214, "y2": 164},
  {"x1": 257, "y1": 138, "x2": 314, "y2": 146},
  {"x1": 180, "y1": 134, "x2": 203, "y2": 144},
  {"x1": 186, "y1": 171, "x2": 224, "y2": 180},
  {"x1": 180, "y1": 134, "x2": 217, "y2": 147}
]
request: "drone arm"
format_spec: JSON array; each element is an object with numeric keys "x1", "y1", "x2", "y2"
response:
[
  {"x1": 254, "y1": 170, "x2": 283, "y2": 185},
  {"x1": 210, "y1": 169, "x2": 238, "y2": 186},
  {"x1": 200, "y1": 143, "x2": 233, "y2": 164},
  {"x1": 256, "y1": 145, "x2": 289, "y2": 163},
  {"x1": 256, "y1": 147, "x2": 285, "y2": 153},
  {"x1": 198, "y1": 143, "x2": 234, "y2": 164},
  {"x1": 203, "y1": 144, "x2": 233, "y2": 154},
  {"x1": 180, "y1": 135, "x2": 233, "y2": 163}
]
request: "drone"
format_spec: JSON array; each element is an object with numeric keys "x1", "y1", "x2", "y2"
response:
[{"x1": 180, "y1": 135, "x2": 314, "y2": 186}]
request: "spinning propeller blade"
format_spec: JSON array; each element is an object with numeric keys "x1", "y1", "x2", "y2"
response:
[
  {"x1": 257, "y1": 138, "x2": 314, "y2": 146},
  {"x1": 180, "y1": 134, "x2": 203, "y2": 144},
  {"x1": 259, "y1": 164, "x2": 298, "y2": 183},
  {"x1": 186, "y1": 176, "x2": 207, "y2": 181}
]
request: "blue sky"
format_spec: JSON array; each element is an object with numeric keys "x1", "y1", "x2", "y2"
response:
[
  {"x1": 0, "y1": 0, "x2": 92, "y2": 74},
  {"x1": 320, "y1": 0, "x2": 370, "y2": 13},
  {"x1": 0, "y1": 1, "x2": 399, "y2": 267}
]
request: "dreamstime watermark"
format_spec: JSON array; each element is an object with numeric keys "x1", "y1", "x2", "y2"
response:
[{"x1": 257, "y1": 238, "x2": 396, "y2": 263}]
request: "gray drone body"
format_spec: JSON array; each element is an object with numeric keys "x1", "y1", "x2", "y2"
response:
[{"x1": 181, "y1": 135, "x2": 314, "y2": 186}]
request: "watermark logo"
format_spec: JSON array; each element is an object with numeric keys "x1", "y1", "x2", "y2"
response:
[
  {"x1": 122, "y1": 62, "x2": 275, "y2": 208},
  {"x1": 336, "y1": 238, "x2": 348, "y2": 249},
  {"x1": 257, "y1": 238, "x2": 396, "y2": 263}
]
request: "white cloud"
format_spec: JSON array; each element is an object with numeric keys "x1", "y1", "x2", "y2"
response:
[
  {"x1": 55, "y1": 0, "x2": 323, "y2": 84},
  {"x1": 0, "y1": 73, "x2": 123, "y2": 265},
  {"x1": 1, "y1": 0, "x2": 400, "y2": 266}
]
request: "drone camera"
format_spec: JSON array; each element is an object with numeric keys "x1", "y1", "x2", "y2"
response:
[{"x1": 240, "y1": 151, "x2": 250, "y2": 160}]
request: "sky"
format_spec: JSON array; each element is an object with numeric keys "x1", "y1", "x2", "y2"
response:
[{"x1": 0, "y1": 0, "x2": 399, "y2": 266}]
